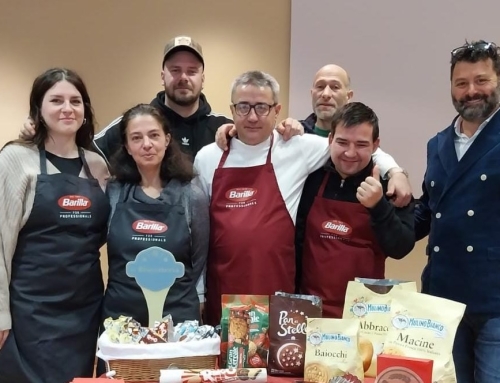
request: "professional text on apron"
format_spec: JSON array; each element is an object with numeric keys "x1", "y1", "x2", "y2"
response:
[
  {"x1": 102, "y1": 183, "x2": 197, "y2": 328},
  {"x1": 0, "y1": 148, "x2": 109, "y2": 383},
  {"x1": 205, "y1": 135, "x2": 296, "y2": 326},
  {"x1": 300, "y1": 172, "x2": 386, "y2": 318}
]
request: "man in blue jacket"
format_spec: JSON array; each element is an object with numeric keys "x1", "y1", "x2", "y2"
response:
[{"x1": 415, "y1": 40, "x2": 500, "y2": 383}]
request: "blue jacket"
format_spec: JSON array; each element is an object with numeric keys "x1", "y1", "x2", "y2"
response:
[
  {"x1": 416, "y1": 110, "x2": 500, "y2": 314},
  {"x1": 300, "y1": 113, "x2": 316, "y2": 133}
]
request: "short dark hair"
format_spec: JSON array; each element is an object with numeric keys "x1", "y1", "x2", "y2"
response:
[
  {"x1": 4, "y1": 68, "x2": 95, "y2": 150},
  {"x1": 450, "y1": 40, "x2": 500, "y2": 79},
  {"x1": 110, "y1": 104, "x2": 194, "y2": 184},
  {"x1": 330, "y1": 102, "x2": 379, "y2": 141}
]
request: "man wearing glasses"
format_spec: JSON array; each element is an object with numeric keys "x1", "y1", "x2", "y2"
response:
[
  {"x1": 415, "y1": 40, "x2": 500, "y2": 383},
  {"x1": 194, "y1": 70, "x2": 403, "y2": 326}
]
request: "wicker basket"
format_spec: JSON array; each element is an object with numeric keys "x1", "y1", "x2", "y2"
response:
[
  {"x1": 98, "y1": 330, "x2": 220, "y2": 382},
  {"x1": 106, "y1": 354, "x2": 217, "y2": 382}
]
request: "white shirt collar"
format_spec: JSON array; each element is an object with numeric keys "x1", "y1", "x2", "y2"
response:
[{"x1": 454, "y1": 105, "x2": 500, "y2": 137}]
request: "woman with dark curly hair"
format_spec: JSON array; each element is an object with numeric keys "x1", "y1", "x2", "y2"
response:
[{"x1": 101, "y1": 103, "x2": 209, "y2": 334}]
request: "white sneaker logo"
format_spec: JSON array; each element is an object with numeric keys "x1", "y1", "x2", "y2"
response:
[{"x1": 181, "y1": 137, "x2": 190, "y2": 146}]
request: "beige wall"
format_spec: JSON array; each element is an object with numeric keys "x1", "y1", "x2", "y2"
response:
[
  {"x1": 289, "y1": 0, "x2": 500, "y2": 289},
  {"x1": 0, "y1": 0, "x2": 291, "y2": 281},
  {"x1": 0, "y1": 0, "x2": 435, "y2": 289},
  {"x1": 0, "y1": 0, "x2": 291, "y2": 144}
]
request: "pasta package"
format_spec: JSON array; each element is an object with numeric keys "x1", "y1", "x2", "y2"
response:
[
  {"x1": 342, "y1": 279, "x2": 417, "y2": 377},
  {"x1": 383, "y1": 290, "x2": 466, "y2": 383},
  {"x1": 304, "y1": 318, "x2": 363, "y2": 383}
]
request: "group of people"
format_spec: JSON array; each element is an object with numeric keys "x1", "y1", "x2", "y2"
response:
[{"x1": 0, "y1": 34, "x2": 497, "y2": 383}]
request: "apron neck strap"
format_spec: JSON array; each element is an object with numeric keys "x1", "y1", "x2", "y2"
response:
[
  {"x1": 39, "y1": 147, "x2": 48, "y2": 174},
  {"x1": 318, "y1": 171, "x2": 331, "y2": 197},
  {"x1": 79, "y1": 147, "x2": 96, "y2": 180},
  {"x1": 38, "y1": 145, "x2": 96, "y2": 180},
  {"x1": 217, "y1": 133, "x2": 275, "y2": 169},
  {"x1": 265, "y1": 133, "x2": 274, "y2": 164}
]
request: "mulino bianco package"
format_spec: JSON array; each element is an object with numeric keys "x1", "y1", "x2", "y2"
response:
[
  {"x1": 342, "y1": 279, "x2": 417, "y2": 377},
  {"x1": 383, "y1": 290, "x2": 466, "y2": 383}
]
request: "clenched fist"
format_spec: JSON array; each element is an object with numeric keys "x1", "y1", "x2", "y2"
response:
[{"x1": 356, "y1": 165, "x2": 383, "y2": 208}]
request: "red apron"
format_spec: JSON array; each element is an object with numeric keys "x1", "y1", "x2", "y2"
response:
[
  {"x1": 300, "y1": 172, "x2": 386, "y2": 318},
  {"x1": 205, "y1": 135, "x2": 296, "y2": 326}
]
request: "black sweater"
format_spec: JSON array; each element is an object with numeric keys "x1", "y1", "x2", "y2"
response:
[
  {"x1": 93, "y1": 92, "x2": 232, "y2": 162},
  {"x1": 295, "y1": 159, "x2": 416, "y2": 287}
]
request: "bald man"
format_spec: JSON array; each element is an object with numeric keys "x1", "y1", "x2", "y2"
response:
[
  {"x1": 301, "y1": 64, "x2": 412, "y2": 204},
  {"x1": 301, "y1": 64, "x2": 353, "y2": 135}
]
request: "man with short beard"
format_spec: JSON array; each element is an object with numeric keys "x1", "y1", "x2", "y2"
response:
[
  {"x1": 93, "y1": 36, "x2": 233, "y2": 161},
  {"x1": 415, "y1": 40, "x2": 500, "y2": 383},
  {"x1": 301, "y1": 64, "x2": 353, "y2": 136}
]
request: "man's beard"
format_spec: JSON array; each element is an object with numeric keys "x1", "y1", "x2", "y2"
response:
[
  {"x1": 166, "y1": 87, "x2": 200, "y2": 107},
  {"x1": 315, "y1": 107, "x2": 337, "y2": 121},
  {"x1": 452, "y1": 86, "x2": 500, "y2": 122}
]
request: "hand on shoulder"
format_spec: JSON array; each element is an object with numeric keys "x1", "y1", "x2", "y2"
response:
[{"x1": 82, "y1": 149, "x2": 110, "y2": 190}]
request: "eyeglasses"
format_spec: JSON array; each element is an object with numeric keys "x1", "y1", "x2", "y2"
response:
[
  {"x1": 451, "y1": 41, "x2": 498, "y2": 58},
  {"x1": 232, "y1": 102, "x2": 277, "y2": 117}
]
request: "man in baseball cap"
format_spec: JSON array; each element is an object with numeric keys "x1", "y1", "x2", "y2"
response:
[
  {"x1": 89, "y1": 34, "x2": 232, "y2": 162},
  {"x1": 162, "y1": 35, "x2": 204, "y2": 67},
  {"x1": 21, "y1": 34, "x2": 301, "y2": 162}
]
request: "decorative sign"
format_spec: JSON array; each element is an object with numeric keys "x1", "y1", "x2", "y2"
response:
[{"x1": 126, "y1": 246, "x2": 185, "y2": 327}]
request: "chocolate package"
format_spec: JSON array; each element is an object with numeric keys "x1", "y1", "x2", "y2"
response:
[
  {"x1": 268, "y1": 293, "x2": 322, "y2": 376},
  {"x1": 103, "y1": 315, "x2": 174, "y2": 344},
  {"x1": 220, "y1": 295, "x2": 269, "y2": 368}
]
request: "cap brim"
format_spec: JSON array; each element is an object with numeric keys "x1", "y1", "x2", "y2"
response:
[{"x1": 162, "y1": 46, "x2": 204, "y2": 67}]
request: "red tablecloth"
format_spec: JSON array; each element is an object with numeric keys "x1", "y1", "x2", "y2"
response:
[
  {"x1": 267, "y1": 377, "x2": 375, "y2": 383},
  {"x1": 94, "y1": 375, "x2": 376, "y2": 383},
  {"x1": 96, "y1": 373, "x2": 377, "y2": 382}
]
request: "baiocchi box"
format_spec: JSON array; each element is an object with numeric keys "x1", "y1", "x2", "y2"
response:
[{"x1": 304, "y1": 318, "x2": 363, "y2": 383}]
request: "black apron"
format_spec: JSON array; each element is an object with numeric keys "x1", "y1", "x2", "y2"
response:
[
  {"x1": 0, "y1": 147, "x2": 110, "y2": 383},
  {"x1": 102, "y1": 181, "x2": 199, "y2": 328}
]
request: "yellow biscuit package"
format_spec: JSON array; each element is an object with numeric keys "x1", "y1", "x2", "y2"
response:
[
  {"x1": 304, "y1": 318, "x2": 363, "y2": 383},
  {"x1": 342, "y1": 279, "x2": 417, "y2": 377},
  {"x1": 383, "y1": 290, "x2": 466, "y2": 383}
]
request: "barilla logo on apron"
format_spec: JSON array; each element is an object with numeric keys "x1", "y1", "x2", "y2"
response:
[
  {"x1": 322, "y1": 220, "x2": 352, "y2": 236},
  {"x1": 132, "y1": 220, "x2": 168, "y2": 234},
  {"x1": 57, "y1": 195, "x2": 91, "y2": 211},
  {"x1": 225, "y1": 187, "x2": 257, "y2": 202}
]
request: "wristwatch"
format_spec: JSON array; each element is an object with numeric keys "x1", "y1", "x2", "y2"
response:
[{"x1": 388, "y1": 167, "x2": 409, "y2": 178}]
